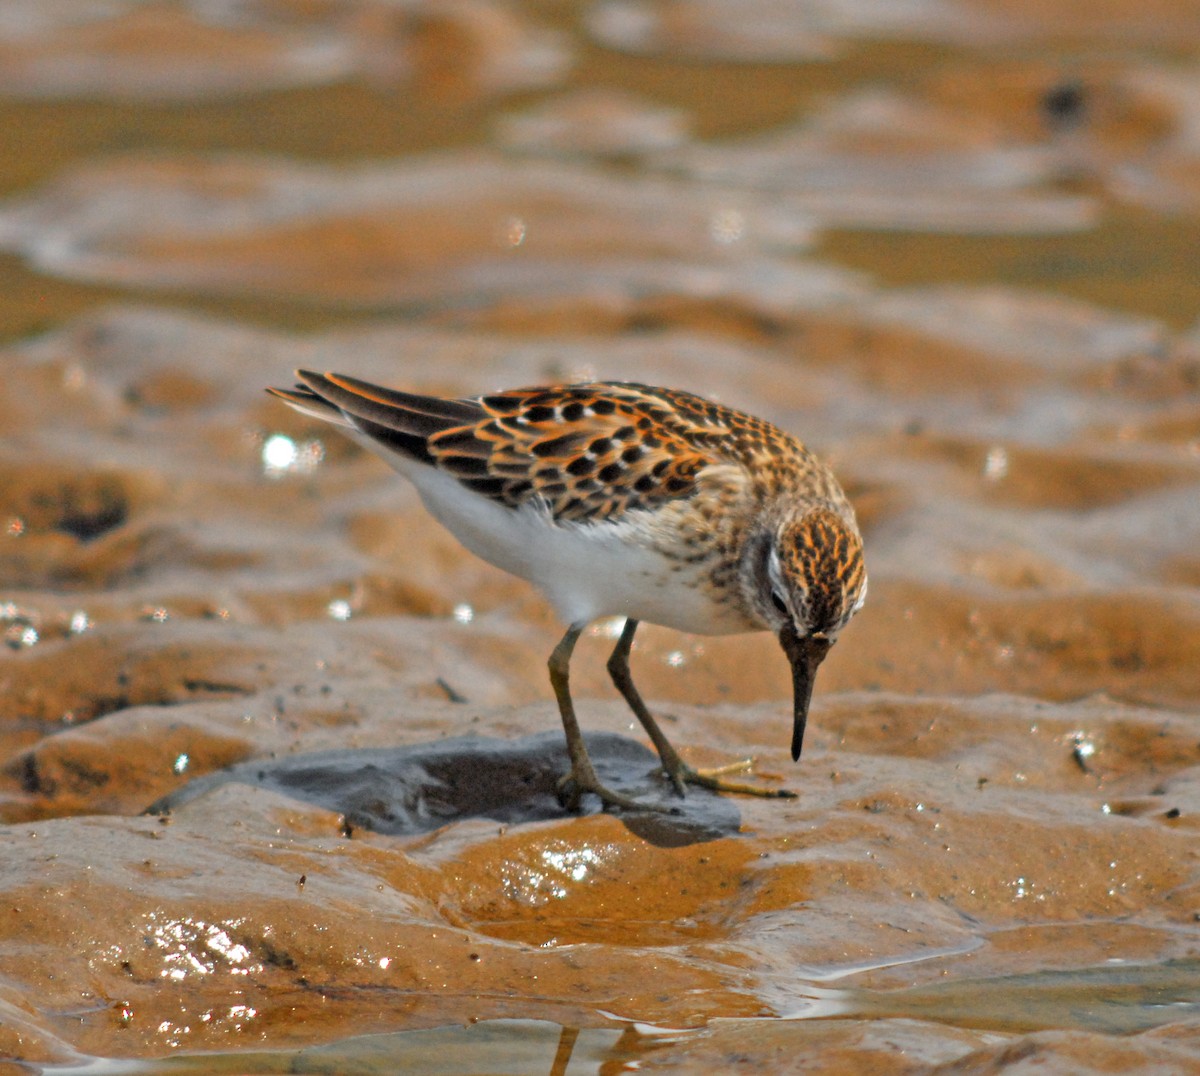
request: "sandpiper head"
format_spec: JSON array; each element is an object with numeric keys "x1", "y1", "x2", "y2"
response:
[{"x1": 750, "y1": 506, "x2": 867, "y2": 762}]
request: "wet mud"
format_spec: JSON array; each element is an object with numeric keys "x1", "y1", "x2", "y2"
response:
[{"x1": 1, "y1": 1, "x2": 1199, "y2": 1072}]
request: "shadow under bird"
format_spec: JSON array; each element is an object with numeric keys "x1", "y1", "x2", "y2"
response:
[{"x1": 269, "y1": 373, "x2": 866, "y2": 812}]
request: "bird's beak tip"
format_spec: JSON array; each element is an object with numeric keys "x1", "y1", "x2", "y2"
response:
[{"x1": 780, "y1": 629, "x2": 830, "y2": 763}]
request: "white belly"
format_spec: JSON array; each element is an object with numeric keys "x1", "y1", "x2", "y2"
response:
[{"x1": 396, "y1": 461, "x2": 754, "y2": 635}]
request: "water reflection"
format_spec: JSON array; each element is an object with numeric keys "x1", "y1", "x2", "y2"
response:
[
  {"x1": 983, "y1": 444, "x2": 1009, "y2": 481},
  {"x1": 42, "y1": 959, "x2": 1200, "y2": 1073},
  {"x1": 142, "y1": 913, "x2": 264, "y2": 982},
  {"x1": 502, "y1": 841, "x2": 608, "y2": 905},
  {"x1": 261, "y1": 433, "x2": 325, "y2": 478}
]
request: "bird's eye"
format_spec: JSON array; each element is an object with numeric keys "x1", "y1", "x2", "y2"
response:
[{"x1": 770, "y1": 589, "x2": 788, "y2": 615}]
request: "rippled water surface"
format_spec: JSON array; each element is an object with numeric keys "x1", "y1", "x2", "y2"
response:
[{"x1": 1, "y1": 2, "x2": 1198, "y2": 1072}]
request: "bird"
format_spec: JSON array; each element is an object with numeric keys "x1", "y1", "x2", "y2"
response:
[{"x1": 268, "y1": 373, "x2": 866, "y2": 813}]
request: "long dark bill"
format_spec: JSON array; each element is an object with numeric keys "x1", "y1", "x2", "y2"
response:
[{"x1": 779, "y1": 625, "x2": 832, "y2": 761}]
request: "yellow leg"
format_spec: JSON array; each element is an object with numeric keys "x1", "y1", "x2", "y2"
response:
[
  {"x1": 607, "y1": 619, "x2": 796, "y2": 800},
  {"x1": 548, "y1": 624, "x2": 675, "y2": 813}
]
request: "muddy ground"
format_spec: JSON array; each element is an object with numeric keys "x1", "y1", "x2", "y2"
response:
[{"x1": 0, "y1": 2, "x2": 1198, "y2": 1072}]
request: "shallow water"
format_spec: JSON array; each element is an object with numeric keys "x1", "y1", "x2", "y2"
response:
[{"x1": 1, "y1": 1, "x2": 1198, "y2": 1073}]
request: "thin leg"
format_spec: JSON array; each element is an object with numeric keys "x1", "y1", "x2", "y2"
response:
[
  {"x1": 607, "y1": 619, "x2": 797, "y2": 800},
  {"x1": 606, "y1": 619, "x2": 689, "y2": 794},
  {"x1": 548, "y1": 623, "x2": 674, "y2": 813}
]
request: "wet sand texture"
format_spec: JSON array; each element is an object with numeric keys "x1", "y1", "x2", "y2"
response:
[{"x1": 1, "y1": 0, "x2": 1199, "y2": 1072}]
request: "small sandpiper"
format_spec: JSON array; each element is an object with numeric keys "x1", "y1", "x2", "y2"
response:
[{"x1": 269, "y1": 374, "x2": 866, "y2": 812}]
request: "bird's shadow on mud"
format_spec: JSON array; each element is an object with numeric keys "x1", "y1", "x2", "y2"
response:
[{"x1": 146, "y1": 731, "x2": 742, "y2": 847}]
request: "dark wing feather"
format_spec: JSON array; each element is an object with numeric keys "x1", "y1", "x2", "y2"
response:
[
  {"x1": 265, "y1": 383, "x2": 347, "y2": 425},
  {"x1": 282, "y1": 370, "x2": 485, "y2": 467},
  {"x1": 269, "y1": 375, "x2": 801, "y2": 524},
  {"x1": 425, "y1": 382, "x2": 732, "y2": 522},
  {"x1": 308, "y1": 371, "x2": 480, "y2": 424}
]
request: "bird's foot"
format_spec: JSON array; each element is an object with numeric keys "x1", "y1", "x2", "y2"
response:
[
  {"x1": 557, "y1": 764, "x2": 680, "y2": 815},
  {"x1": 664, "y1": 757, "x2": 797, "y2": 799}
]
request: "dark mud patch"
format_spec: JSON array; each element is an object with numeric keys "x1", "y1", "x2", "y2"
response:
[{"x1": 150, "y1": 731, "x2": 742, "y2": 845}]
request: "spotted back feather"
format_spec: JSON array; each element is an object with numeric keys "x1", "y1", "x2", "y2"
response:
[
  {"x1": 444, "y1": 383, "x2": 726, "y2": 521},
  {"x1": 279, "y1": 375, "x2": 819, "y2": 525}
]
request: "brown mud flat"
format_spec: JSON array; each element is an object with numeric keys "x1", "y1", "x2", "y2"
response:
[{"x1": 2, "y1": 1, "x2": 1200, "y2": 1073}]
